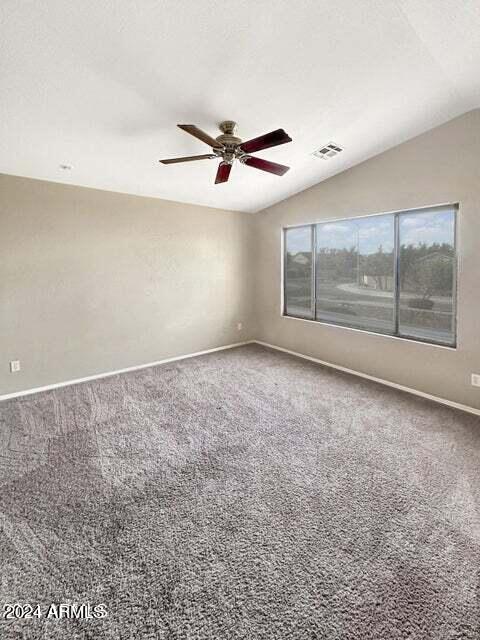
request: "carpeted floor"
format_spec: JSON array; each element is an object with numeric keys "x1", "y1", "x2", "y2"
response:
[{"x1": 0, "y1": 344, "x2": 479, "y2": 639}]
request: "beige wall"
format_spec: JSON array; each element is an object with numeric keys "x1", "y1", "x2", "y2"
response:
[
  {"x1": 2, "y1": 110, "x2": 479, "y2": 409},
  {"x1": 253, "y1": 109, "x2": 480, "y2": 410},
  {"x1": 0, "y1": 175, "x2": 254, "y2": 394}
]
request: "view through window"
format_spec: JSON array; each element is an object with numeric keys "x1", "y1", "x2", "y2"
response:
[
  {"x1": 284, "y1": 225, "x2": 313, "y2": 319},
  {"x1": 283, "y1": 205, "x2": 457, "y2": 346}
]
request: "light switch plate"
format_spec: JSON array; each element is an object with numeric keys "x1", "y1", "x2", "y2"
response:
[
  {"x1": 471, "y1": 374, "x2": 480, "y2": 387},
  {"x1": 10, "y1": 360, "x2": 21, "y2": 373}
]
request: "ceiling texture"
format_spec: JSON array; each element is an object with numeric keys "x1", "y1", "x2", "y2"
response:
[{"x1": 1, "y1": 0, "x2": 480, "y2": 213}]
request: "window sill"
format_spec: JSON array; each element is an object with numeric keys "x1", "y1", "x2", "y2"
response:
[{"x1": 281, "y1": 314, "x2": 457, "y2": 350}]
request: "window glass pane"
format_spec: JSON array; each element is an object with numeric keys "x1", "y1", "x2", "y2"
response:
[
  {"x1": 398, "y1": 207, "x2": 456, "y2": 345},
  {"x1": 284, "y1": 226, "x2": 313, "y2": 318},
  {"x1": 316, "y1": 215, "x2": 395, "y2": 333}
]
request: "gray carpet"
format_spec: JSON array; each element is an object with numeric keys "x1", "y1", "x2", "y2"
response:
[{"x1": 0, "y1": 344, "x2": 479, "y2": 639}]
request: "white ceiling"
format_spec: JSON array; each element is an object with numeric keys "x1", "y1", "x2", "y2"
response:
[{"x1": 1, "y1": 1, "x2": 479, "y2": 213}]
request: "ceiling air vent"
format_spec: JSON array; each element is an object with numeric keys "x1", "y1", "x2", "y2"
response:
[{"x1": 313, "y1": 142, "x2": 343, "y2": 159}]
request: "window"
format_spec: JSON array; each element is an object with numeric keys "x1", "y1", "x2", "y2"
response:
[
  {"x1": 316, "y1": 215, "x2": 395, "y2": 334},
  {"x1": 398, "y1": 207, "x2": 456, "y2": 345},
  {"x1": 284, "y1": 225, "x2": 313, "y2": 319},
  {"x1": 283, "y1": 205, "x2": 457, "y2": 346}
]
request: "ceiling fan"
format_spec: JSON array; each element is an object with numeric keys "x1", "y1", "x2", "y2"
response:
[{"x1": 159, "y1": 121, "x2": 292, "y2": 184}]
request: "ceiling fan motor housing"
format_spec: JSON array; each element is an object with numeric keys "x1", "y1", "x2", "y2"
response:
[{"x1": 216, "y1": 121, "x2": 243, "y2": 161}]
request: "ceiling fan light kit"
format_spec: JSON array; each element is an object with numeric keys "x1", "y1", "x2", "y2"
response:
[{"x1": 159, "y1": 121, "x2": 292, "y2": 184}]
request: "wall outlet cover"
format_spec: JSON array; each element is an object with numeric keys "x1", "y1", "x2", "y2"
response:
[
  {"x1": 10, "y1": 360, "x2": 21, "y2": 373},
  {"x1": 471, "y1": 374, "x2": 480, "y2": 387}
]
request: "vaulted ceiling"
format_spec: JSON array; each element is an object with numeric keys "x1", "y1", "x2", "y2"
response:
[{"x1": 1, "y1": 1, "x2": 479, "y2": 212}]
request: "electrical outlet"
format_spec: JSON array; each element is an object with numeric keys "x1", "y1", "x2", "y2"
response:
[
  {"x1": 237, "y1": 322, "x2": 243, "y2": 331},
  {"x1": 471, "y1": 374, "x2": 480, "y2": 387},
  {"x1": 10, "y1": 360, "x2": 20, "y2": 373}
]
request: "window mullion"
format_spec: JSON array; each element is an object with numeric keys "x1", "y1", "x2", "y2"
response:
[
  {"x1": 311, "y1": 224, "x2": 317, "y2": 320},
  {"x1": 282, "y1": 228, "x2": 287, "y2": 316},
  {"x1": 393, "y1": 213, "x2": 400, "y2": 336}
]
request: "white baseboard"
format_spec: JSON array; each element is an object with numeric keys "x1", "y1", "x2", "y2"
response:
[
  {"x1": 3, "y1": 339, "x2": 479, "y2": 417},
  {"x1": 253, "y1": 340, "x2": 480, "y2": 417},
  {"x1": 0, "y1": 341, "x2": 254, "y2": 402}
]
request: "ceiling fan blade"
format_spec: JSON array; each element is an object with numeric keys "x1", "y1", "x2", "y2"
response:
[
  {"x1": 159, "y1": 154, "x2": 216, "y2": 164},
  {"x1": 243, "y1": 156, "x2": 290, "y2": 176},
  {"x1": 178, "y1": 124, "x2": 223, "y2": 149},
  {"x1": 215, "y1": 162, "x2": 232, "y2": 184},
  {"x1": 239, "y1": 128, "x2": 292, "y2": 154}
]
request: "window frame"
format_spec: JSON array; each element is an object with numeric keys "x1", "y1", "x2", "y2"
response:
[{"x1": 282, "y1": 204, "x2": 458, "y2": 349}]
